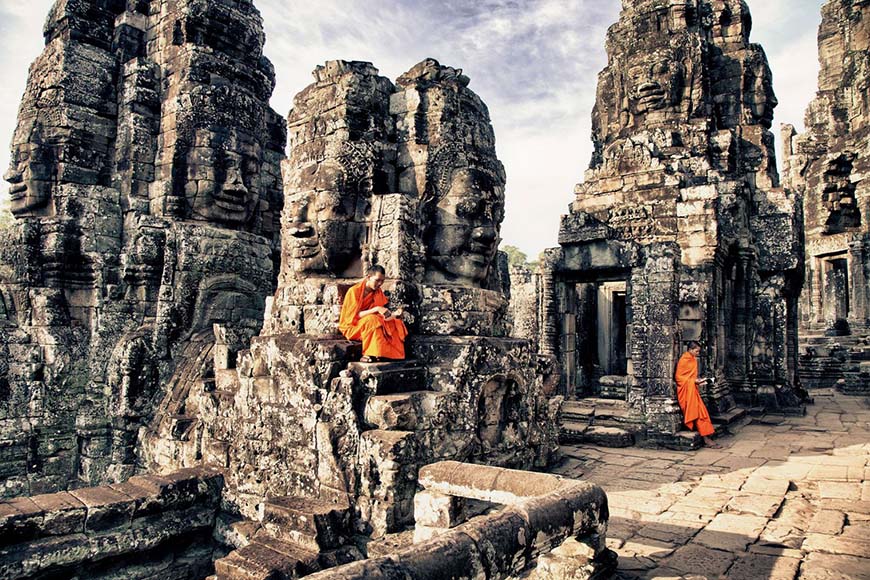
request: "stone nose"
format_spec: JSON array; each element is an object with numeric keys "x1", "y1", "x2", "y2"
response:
[
  {"x1": 3, "y1": 164, "x2": 22, "y2": 183},
  {"x1": 471, "y1": 226, "x2": 496, "y2": 243},
  {"x1": 224, "y1": 166, "x2": 247, "y2": 192}
]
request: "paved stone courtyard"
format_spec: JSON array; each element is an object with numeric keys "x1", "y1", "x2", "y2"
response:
[{"x1": 550, "y1": 391, "x2": 870, "y2": 580}]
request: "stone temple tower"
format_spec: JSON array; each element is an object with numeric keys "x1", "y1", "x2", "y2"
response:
[
  {"x1": 538, "y1": 0, "x2": 805, "y2": 447},
  {"x1": 784, "y1": 0, "x2": 870, "y2": 396},
  {"x1": 0, "y1": 0, "x2": 285, "y2": 496}
]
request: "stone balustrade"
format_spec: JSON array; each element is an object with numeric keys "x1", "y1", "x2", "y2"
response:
[
  {"x1": 0, "y1": 467, "x2": 224, "y2": 579},
  {"x1": 302, "y1": 461, "x2": 614, "y2": 580}
]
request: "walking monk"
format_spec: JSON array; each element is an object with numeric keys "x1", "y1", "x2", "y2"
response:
[
  {"x1": 674, "y1": 341, "x2": 720, "y2": 448},
  {"x1": 339, "y1": 265, "x2": 408, "y2": 362}
]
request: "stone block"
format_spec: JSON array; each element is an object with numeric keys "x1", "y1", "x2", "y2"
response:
[
  {"x1": 0, "y1": 496, "x2": 44, "y2": 545},
  {"x1": 30, "y1": 492, "x2": 86, "y2": 536},
  {"x1": 798, "y1": 552, "x2": 870, "y2": 580},
  {"x1": 214, "y1": 539, "x2": 318, "y2": 580},
  {"x1": 69, "y1": 486, "x2": 135, "y2": 532},
  {"x1": 725, "y1": 553, "x2": 801, "y2": 580},
  {"x1": 413, "y1": 490, "x2": 463, "y2": 532},
  {"x1": 802, "y1": 533, "x2": 870, "y2": 558},
  {"x1": 663, "y1": 543, "x2": 735, "y2": 577},
  {"x1": 808, "y1": 510, "x2": 846, "y2": 535},
  {"x1": 262, "y1": 496, "x2": 351, "y2": 551},
  {"x1": 694, "y1": 513, "x2": 767, "y2": 552}
]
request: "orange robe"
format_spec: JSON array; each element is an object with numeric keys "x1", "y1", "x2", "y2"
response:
[
  {"x1": 674, "y1": 351, "x2": 715, "y2": 437},
  {"x1": 339, "y1": 280, "x2": 407, "y2": 360}
]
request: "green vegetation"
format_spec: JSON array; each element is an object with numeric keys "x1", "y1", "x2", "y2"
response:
[{"x1": 501, "y1": 244, "x2": 529, "y2": 267}]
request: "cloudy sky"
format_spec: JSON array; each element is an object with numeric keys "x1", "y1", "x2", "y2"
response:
[{"x1": 0, "y1": 0, "x2": 824, "y2": 258}]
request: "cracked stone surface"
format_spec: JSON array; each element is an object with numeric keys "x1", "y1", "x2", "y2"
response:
[{"x1": 549, "y1": 390, "x2": 870, "y2": 579}]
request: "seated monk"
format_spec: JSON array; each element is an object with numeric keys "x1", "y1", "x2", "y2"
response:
[
  {"x1": 674, "y1": 341, "x2": 720, "y2": 448},
  {"x1": 339, "y1": 265, "x2": 408, "y2": 362}
]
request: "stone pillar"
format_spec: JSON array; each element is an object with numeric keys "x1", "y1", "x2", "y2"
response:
[
  {"x1": 540, "y1": 264, "x2": 559, "y2": 359},
  {"x1": 848, "y1": 240, "x2": 868, "y2": 327}
]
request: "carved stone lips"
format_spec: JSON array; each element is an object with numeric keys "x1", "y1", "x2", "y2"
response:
[
  {"x1": 466, "y1": 249, "x2": 491, "y2": 264},
  {"x1": 214, "y1": 188, "x2": 247, "y2": 212},
  {"x1": 636, "y1": 81, "x2": 666, "y2": 106},
  {"x1": 292, "y1": 241, "x2": 319, "y2": 258},
  {"x1": 8, "y1": 183, "x2": 27, "y2": 198},
  {"x1": 288, "y1": 223, "x2": 314, "y2": 238}
]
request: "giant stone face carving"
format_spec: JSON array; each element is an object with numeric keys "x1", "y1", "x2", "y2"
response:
[
  {"x1": 424, "y1": 164, "x2": 504, "y2": 286},
  {"x1": 626, "y1": 49, "x2": 687, "y2": 116},
  {"x1": 184, "y1": 127, "x2": 262, "y2": 225},
  {"x1": 4, "y1": 124, "x2": 55, "y2": 217},
  {"x1": 285, "y1": 186, "x2": 365, "y2": 276},
  {"x1": 4, "y1": 39, "x2": 115, "y2": 217}
]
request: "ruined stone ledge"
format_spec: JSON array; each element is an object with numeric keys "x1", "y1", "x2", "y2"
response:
[
  {"x1": 302, "y1": 461, "x2": 611, "y2": 580},
  {"x1": 0, "y1": 467, "x2": 223, "y2": 579}
]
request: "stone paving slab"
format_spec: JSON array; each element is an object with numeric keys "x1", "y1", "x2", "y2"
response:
[{"x1": 549, "y1": 392, "x2": 870, "y2": 580}]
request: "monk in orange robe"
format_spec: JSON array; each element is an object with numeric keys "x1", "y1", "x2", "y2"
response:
[
  {"x1": 339, "y1": 265, "x2": 408, "y2": 361},
  {"x1": 674, "y1": 341, "x2": 720, "y2": 448}
]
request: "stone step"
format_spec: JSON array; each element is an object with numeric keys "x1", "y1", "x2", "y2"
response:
[
  {"x1": 561, "y1": 401, "x2": 594, "y2": 423},
  {"x1": 641, "y1": 430, "x2": 702, "y2": 451},
  {"x1": 214, "y1": 537, "x2": 319, "y2": 580},
  {"x1": 346, "y1": 360, "x2": 427, "y2": 395},
  {"x1": 711, "y1": 406, "x2": 748, "y2": 428},
  {"x1": 560, "y1": 424, "x2": 635, "y2": 448},
  {"x1": 262, "y1": 496, "x2": 352, "y2": 552},
  {"x1": 363, "y1": 390, "x2": 454, "y2": 431}
]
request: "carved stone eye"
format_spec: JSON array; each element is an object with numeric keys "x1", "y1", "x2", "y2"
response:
[{"x1": 457, "y1": 198, "x2": 482, "y2": 218}]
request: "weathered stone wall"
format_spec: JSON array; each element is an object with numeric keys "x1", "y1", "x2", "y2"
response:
[
  {"x1": 783, "y1": 0, "x2": 870, "y2": 395},
  {"x1": 537, "y1": 0, "x2": 805, "y2": 443},
  {"x1": 0, "y1": 467, "x2": 224, "y2": 579},
  {"x1": 0, "y1": 0, "x2": 285, "y2": 497}
]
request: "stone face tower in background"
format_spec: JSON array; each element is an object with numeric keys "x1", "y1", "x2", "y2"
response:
[
  {"x1": 537, "y1": 0, "x2": 804, "y2": 446},
  {"x1": 784, "y1": 0, "x2": 870, "y2": 396}
]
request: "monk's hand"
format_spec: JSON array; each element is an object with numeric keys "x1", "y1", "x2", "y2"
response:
[{"x1": 393, "y1": 307, "x2": 404, "y2": 319}]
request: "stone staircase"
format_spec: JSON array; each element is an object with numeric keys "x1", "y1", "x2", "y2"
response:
[
  {"x1": 560, "y1": 397, "x2": 638, "y2": 447},
  {"x1": 799, "y1": 332, "x2": 870, "y2": 395},
  {"x1": 560, "y1": 396, "x2": 751, "y2": 450},
  {"x1": 213, "y1": 497, "x2": 359, "y2": 580},
  {"x1": 348, "y1": 359, "x2": 432, "y2": 537}
]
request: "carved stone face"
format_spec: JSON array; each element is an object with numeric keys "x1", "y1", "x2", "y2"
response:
[
  {"x1": 185, "y1": 128, "x2": 261, "y2": 225},
  {"x1": 626, "y1": 49, "x2": 686, "y2": 116},
  {"x1": 4, "y1": 136, "x2": 55, "y2": 217},
  {"x1": 285, "y1": 187, "x2": 364, "y2": 276},
  {"x1": 426, "y1": 167, "x2": 504, "y2": 286},
  {"x1": 745, "y1": 60, "x2": 777, "y2": 128}
]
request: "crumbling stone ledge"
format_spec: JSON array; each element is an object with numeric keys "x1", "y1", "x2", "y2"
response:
[
  {"x1": 304, "y1": 461, "x2": 615, "y2": 580},
  {"x1": 0, "y1": 467, "x2": 224, "y2": 579}
]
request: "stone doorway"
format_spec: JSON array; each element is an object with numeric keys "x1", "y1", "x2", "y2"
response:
[
  {"x1": 572, "y1": 280, "x2": 630, "y2": 399},
  {"x1": 597, "y1": 282, "x2": 628, "y2": 377},
  {"x1": 822, "y1": 255, "x2": 850, "y2": 334}
]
